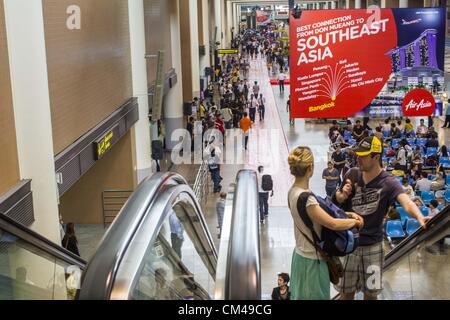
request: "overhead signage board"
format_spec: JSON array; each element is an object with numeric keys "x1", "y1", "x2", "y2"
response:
[
  {"x1": 94, "y1": 125, "x2": 120, "y2": 160},
  {"x1": 217, "y1": 49, "x2": 239, "y2": 54},
  {"x1": 290, "y1": 8, "x2": 445, "y2": 118}
]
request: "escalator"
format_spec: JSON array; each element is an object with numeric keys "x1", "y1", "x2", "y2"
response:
[
  {"x1": 1, "y1": 170, "x2": 261, "y2": 300},
  {"x1": 333, "y1": 205, "x2": 450, "y2": 300},
  {"x1": 0, "y1": 214, "x2": 86, "y2": 300},
  {"x1": 79, "y1": 170, "x2": 260, "y2": 300},
  {"x1": 381, "y1": 206, "x2": 450, "y2": 299}
]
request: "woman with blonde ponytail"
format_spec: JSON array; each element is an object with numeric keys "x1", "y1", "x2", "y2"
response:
[{"x1": 287, "y1": 147, "x2": 363, "y2": 300}]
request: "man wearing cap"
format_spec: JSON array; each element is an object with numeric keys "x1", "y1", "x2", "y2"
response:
[{"x1": 332, "y1": 136, "x2": 430, "y2": 300}]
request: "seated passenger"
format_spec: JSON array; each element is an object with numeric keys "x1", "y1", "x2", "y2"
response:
[
  {"x1": 416, "y1": 119, "x2": 428, "y2": 137},
  {"x1": 402, "y1": 178, "x2": 425, "y2": 207},
  {"x1": 390, "y1": 123, "x2": 402, "y2": 139},
  {"x1": 428, "y1": 199, "x2": 440, "y2": 217},
  {"x1": 404, "y1": 118, "x2": 414, "y2": 135},
  {"x1": 415, "y1": 172, "x2": 432, "y2": 192},
  {"x1": 431, "y1": 164, "x2": 446, "y2": 191}
]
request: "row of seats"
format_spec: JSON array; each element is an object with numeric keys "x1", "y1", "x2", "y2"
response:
[
  {"x1": 415, "y1": 188, "x2": 450, "y2": 204},
  {"x1": 383, "y1": 146, "x2": 441, "y2": 158},
  {"x1": 390, "y1": 137, "x2": 435, "y2": 148},
  {"x1": 386, "y1": 219, "x2": 421, "y2": 238}
]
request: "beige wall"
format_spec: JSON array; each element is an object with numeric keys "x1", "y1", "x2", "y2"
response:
[
  {"x1": 59, "y1": 130, "x2": 136, "y2": 224},
  {"x1": 42, "y1": 0, "x2": 133, "y2": 155},
  {"x1": 144, "y1": 0, "x2": 173, "y2": 86},
  {"x1": 0, "y1": 0, "x2": 20, "y2": 196}
]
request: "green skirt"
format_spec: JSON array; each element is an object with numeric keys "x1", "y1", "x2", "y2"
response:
[{"x1": 290, "y1": 249, "x2": 330, "y2": 300}]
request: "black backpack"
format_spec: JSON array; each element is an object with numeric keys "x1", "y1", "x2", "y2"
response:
[
  {"x1": 297, "y1": 192, "x2": 359, "y2": 257},
  {"x1": 262, "y1": 175, "x2": 273, "y2": 191}
]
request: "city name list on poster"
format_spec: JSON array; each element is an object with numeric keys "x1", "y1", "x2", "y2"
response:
[{"x1": 295, "y1": 59, "x2": 384, "y2": 103}]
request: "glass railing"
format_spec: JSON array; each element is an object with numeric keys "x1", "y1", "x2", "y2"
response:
[
  {"x1": 381, "y1": 207, "x2": 450, "y2": 300},
  {"x1": 79, "y1": 172, "x2": 217, "y2": 300},
  {"x1": 0, "y1": 214, "x2": 86, "y2": 300}
]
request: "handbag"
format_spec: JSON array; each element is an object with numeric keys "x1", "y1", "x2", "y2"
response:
[{"x1": 298, "y1": 228, "x2": 344, "y2": 285}]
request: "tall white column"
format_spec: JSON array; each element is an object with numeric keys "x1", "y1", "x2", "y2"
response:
[
  {"x1": 346, "y1": 0, "x2": 350, "y2": 9},
  {"x1": 199, "y1": 0, "x2": 211, "y2": 77},
  {"x1": 189, "y1": 0, "x2": 200, "y2": 97},
  {"x1": 331, "y1": 1, "x2": 337, "y2": 9},
  {"x1": 4, "y1": 0, "x2": 60, "y2": 243},
  {"x1": 214, "y1": 0, "x2": 222, "y2": 45},
  {"x1": 164, "y1": 0, "x2": 184, "y2": 151},
  {"x1": 233, "y1": 3, "x2": 238, "y2": 35},
  {"x1": 128, "y1": 0, "x2": 152, "y2": 182},
  {"x1": 237, "y1": 5, "x2": 242, "y2": 32},
  {"x1": 355, "y1": 0, "x2": 362, "y2": 8},
  {"x1": 226, "y1": 0, "x2": 232, "y2": 47},
  {"x1": 221, "y1": 0, "x2": 226, "y2": 45},
  {"x1": 399, "y1": 0, "x2": 408, "y2": 7}
]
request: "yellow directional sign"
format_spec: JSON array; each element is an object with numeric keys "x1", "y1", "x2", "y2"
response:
[
  {"x1": 282, "y1": 36, "x2": 289, "y2": 41},
  {"x1": 217, "y1": 49, "x2": 238, "y2": 54},
  {"x1": 275, "y1": 29, "x2": 285, "y2": 33}
]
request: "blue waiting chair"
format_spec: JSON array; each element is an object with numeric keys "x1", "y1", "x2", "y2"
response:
[
  {"x1": 419, "y1": 206, "x2": 429, "y2": 217},
  {"x1": 397, "y1": 207, "x2": 409, "y2": 224},
  {"x1": 406, "y1": 219, "x2": 421, "y2": 236},
  {"x1": 344, "y1": 131, "x2": 352, "y2": 141},
  {"x1": 427, "y1": 147, "x2": 438, "y2": 156},
  {"x1": 386, "y1": 220, "x2": 406, "y2": 238},
  {"x1": 446, "y1": 175, "x2": 450, "y2": 187},
  {"x1": 428, "y1": 174, "x2": 436, "y2": 180},
  {"x1": 439, "y1": 157, "x2": 450, "y2": 168},
  {"x1": 416, "y1": 138, "x2": 427, "y2": 147},
  {"x1": 421, "y1": 191, "x2": 435, "y2": 205},
  {"x1": 391, "y1": 139, "x2": 400, "y2": 149},
  {"x1": 444, "y1": 189, "x2": 450, "y2": 203},
  {"x1": 383, "y1": 131, "x2": 390, "y2": 138},
  {"x1": 437, "y1": 204, "x2": 445, "y2": 211}
]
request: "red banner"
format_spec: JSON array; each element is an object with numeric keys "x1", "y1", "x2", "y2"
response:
[
  {"x1": 290, "y1": 10, "x2": 398, "y2": 118},
  {"x1": 290, "y1": 8, "x2": 448, "y2": 118}
]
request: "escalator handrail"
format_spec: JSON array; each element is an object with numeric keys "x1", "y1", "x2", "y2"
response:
[
  {"x1": 0, "y1": 213, "x2": 86, "y2": 268},
  {"x1": 384, "y1": 205, "x2": 450, "y2": 269},
  {"x1": 109, "y1": 183, "x2": 217, "y2": 299},
  {"x1": 222, "y1": 170, "x2": 261, "y2": 300},
  {"x1": 79, "y1": 172, "x2": 217, "y2": 300},
  {"x1": 332, "y1": 205, "x2": 450, "y2": 299}
]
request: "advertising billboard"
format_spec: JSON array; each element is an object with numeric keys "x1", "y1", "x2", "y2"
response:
[
  {"x1": 290, "y1": 8, "x2": 445, "y2": 118},
  {"x1": 256, "y1": 10, "x2": 271, "y2": 23}
]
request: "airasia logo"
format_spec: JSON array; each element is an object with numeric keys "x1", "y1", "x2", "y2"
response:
[
  {"x1": 402, "y1": 89, "x2": 435, "y2": 117},
  {"x1": 404, "y1": 99, "x2": 432, "y2": 111}
]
